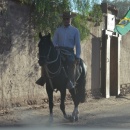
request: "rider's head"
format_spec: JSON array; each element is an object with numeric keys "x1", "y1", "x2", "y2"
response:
[{"x1": 59, "y1": 11, "x2": 76, "y2": 27}]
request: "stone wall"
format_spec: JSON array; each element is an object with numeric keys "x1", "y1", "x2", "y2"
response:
[
  {"x1": 120, "y1": 32, "x2": 130, "y2": 95},
  {"x1": 81, "y1": 24, "x2": 101, "y2": 97},
  {"x1": 0, "y1": 0, "x2": 46, "y2": 108},
  {"x1": 1, "y1": 0, "x2": 130, "y2": 108},
  {"x1": 0, "y1": 0, "x2": 105, "y2": 108}
]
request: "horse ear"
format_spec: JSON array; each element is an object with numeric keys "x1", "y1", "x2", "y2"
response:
[{"x1": 39, "y1": 32, "x2": 42, "y2": 39}]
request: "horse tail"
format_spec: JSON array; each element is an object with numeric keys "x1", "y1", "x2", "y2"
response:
[{"x1": 76, "y1": 59, "x2": 87, "y2": 103}]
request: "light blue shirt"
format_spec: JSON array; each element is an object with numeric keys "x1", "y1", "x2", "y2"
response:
[{"x1": 52, "y1": 25, "x2": 81, "y2": 58}]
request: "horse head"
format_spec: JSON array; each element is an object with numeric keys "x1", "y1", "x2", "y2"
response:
[{"x1": 38, "y1": 32, "x2": 53, "y2": 66}]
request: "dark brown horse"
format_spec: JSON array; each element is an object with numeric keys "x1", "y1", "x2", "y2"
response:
[{"x1": 38, "y1": 33, "x2": 87, "y2": 122}]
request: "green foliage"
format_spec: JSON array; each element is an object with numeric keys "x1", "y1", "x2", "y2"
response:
[
  {"x1": 111, "y1": 0, "x2": 130, "y2": 18},
  {"x1": 18, "y1": 0, "x2": 102, "y2": 40},
  {"x1": 102, "y1": 0, "x2": 130, "y2": 18},
  {"x1": 72, "y1": 14, "x2": 90, "y2": 40},
  {"x1": 89, "y1": 4, "x2": 103, "y2": 22}
]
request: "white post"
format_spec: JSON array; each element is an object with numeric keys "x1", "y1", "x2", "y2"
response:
[
  {"x1": 117, "y1": 35, "x2": 122, "y2": 95},
  {"x1": 105, "y1": 35, "x2": 111, "y2": 98}
]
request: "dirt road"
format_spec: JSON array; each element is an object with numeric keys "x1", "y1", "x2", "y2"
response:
[{"x1": 0, "y1": 94, "x2": 130, "y2": 129}]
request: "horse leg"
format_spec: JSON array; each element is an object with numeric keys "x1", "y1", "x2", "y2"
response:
[
  {"x1": 72, "y1": 107, "x2": 79, "y2": 122},
  {"x1": 46, "y1": 87, "x2": 54, "y2": 122},
  {"x1": 69, "y1": 88, "x2": 80, "y2": 122},
  {"x1": 60, "y1": 89, "x2": 68, "y2": 119}
]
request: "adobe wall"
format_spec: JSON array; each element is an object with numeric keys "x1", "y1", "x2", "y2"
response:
[
  {"x1": 0, "y1": 0, "x2": 130, "y2": 107},
  {"x1": 0, "y1": 0, "x2": 46, "y2": 108},
  {"x1": 120, "y1": 32, "x2": 130, "y2": 94},
  {"x1": 81, "y1": 24, "x2": 101, "y2": 97}
]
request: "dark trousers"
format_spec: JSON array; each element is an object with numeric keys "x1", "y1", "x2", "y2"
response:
[{"x1": 60, "y1": 48, "x2": 75, "y2": 89}]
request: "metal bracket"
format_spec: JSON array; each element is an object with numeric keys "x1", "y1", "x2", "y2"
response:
[{"x1": 105, "y1": 30, "x2": 119, "y2": 37}]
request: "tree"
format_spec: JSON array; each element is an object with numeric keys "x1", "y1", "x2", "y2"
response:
[
  {"x1": 89, "y1": 3, "x2": 103, "y2": 23},
  {"x1": 102, "y1": 0, "x2": 130, "y2": 18},
  {"x1": 112, "y1": 0, "x2": 130, "y2": 18},
  {"x1": 19, "y1": 0, "x2": 91, "y2": 40}
]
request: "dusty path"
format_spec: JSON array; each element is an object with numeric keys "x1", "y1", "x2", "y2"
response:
[{"x1": 0, "y1": 94, "x2": 130, "y2": 129}]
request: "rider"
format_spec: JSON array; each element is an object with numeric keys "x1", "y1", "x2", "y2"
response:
[
  {"x1": 36, "y1": 11, "x2": 81, "y2": 89},
  {"x1": 52, "y1": 11, "x2": 81, "y2": 89}
]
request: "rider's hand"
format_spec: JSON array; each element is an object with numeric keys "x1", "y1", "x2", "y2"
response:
[
  {"x1": 75, "y1": 57, "x2": 80, "y2": 65},
  {"x1": 55, "y1": 46, "x2": 59, "y2": 50}
]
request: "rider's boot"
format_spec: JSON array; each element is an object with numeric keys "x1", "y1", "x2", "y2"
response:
[
  {"x1": 36, "y1": 76, "x2": 46, "y2": 86},
  {"x1": 36, "y1": 67, "x2": 46, "y2": 86}
]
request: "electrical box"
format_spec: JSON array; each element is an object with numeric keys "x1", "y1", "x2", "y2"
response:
[{"x1": 107, "y1": 14, "x2": 115, "y2": 32}]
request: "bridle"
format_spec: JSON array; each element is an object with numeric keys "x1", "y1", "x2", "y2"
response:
[
  {"x1": 41, "y1": 46, "x2": 72, "y2": 79},
  {"x1": 43, "y1": 46, "x2": 62, "y2": 79}
]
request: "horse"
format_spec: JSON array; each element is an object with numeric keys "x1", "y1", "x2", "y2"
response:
[{"x1": 38, "y1": 32, "x2": 87, "y2": 122}]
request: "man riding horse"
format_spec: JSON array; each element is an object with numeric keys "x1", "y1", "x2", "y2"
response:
[{"x1": 36, "y1": 11, "x2": 81, "y2": 90}]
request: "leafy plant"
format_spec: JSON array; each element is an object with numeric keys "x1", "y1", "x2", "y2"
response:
[
  {"x1": 18, "y1": 0, "x2": 103, "y2": 40},
  {"x1": 89, "y1": 4, "x2": 103, "y2": 23}
]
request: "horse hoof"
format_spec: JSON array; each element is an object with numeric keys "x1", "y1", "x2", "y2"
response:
[
  {"x1": 70, "y1": 116, "x2": 75, "y2": 122},
  {"x1": 75, "y1": 116, "x2": 79, "y2": 122},
  {"x1": 64, "y1": 115, "x2": 79, "y2": 122},
  {"x1": 49, "y1": 118, "x2": 53, "y2": 123},
  {"x1": 64, "y1": 114, "x2": 72, "y2": 120},
  {"x1": 49, "y1": 115, "x2": 53, "y2": 124}
]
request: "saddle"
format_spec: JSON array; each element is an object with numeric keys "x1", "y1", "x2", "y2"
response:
[{"x1": 61, "y1": 55, "x2": 82, "y2": 83}]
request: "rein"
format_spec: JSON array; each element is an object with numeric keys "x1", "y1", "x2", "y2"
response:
[
  {"x1": 44, "y1": 47, "x2": 71, "y2": 79},
  {"x1": 44, "y1": 47, "x2": 62, "y2": 79},
  {"x1": 46, "y1": 47, "x2": 60, "y2": 64}
]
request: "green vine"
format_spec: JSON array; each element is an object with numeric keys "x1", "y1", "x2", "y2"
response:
[
  {"x1": 89, "y1": 4, "x2": 103, "y2": 23},
  {"x1": 17, "y1": 0, "x2": 102, "y2": 40}
]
